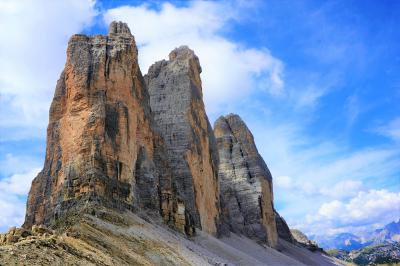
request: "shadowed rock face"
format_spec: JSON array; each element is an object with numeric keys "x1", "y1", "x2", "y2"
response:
[
  {"x1": 275, "y1": 211, "x2": 295, "y2": 243},
  {"x1": 145, "y1": 46, "x2": 221, "y2": 235},
  {"x1": 24, "y1": 21, "x2": 172, "y2": 228},
  {"x1": 214, "y1": 114, "x2": 278, "y2": 247}
]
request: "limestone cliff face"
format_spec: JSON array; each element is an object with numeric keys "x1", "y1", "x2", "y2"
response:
[
  {"x1": 24, "y1": 22, "x2": 172, "y2": 228},
  {"x1": 214, "y1": 114, "x2": 278, "y2": 247},
  {"x1": 145, "y1": 46, "x2": 220, "y2": 235}
]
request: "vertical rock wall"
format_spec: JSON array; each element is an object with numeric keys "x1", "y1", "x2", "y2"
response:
[
  {"x1": 145, "y1": 46, "x2": 220, "y2": 235},
  {"x1": 214, "y1": 114, "x2": 278, "y2": 247},
  {"x1": 24, "y1": 22, "x2": 171, "y2": 228}
]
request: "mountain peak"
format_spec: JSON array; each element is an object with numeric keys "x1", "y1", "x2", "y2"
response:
[
  {"x1": 168, "y1": 45, "x2": 195, "y2": 60},
  {"x1": 108, "y1": 21, "x2": 132, "y2": 36}
]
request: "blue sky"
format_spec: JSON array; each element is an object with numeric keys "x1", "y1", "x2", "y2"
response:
[{"x1": 0, "y1": 0, "x2": 399, "y2": 236}]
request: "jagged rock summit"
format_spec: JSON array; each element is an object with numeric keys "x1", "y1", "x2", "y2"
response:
[{"x1": 5, "y1": 21, "x2": 343, "y2": 266}]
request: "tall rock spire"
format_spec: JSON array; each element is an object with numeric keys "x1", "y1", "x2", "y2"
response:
[
  {"x1": 24, "y1": 21, "x2": 171, "y2": 228},
  {"x1": 214, "y1": 114, "x2": 279, "y2": 247},
  {"x1": 145, "y1": 46, "x2": 221, "y2": 235}
]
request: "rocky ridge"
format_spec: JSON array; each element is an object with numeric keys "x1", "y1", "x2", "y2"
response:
[
  {"x1": 291, "y1": 229, "x2": 324, "y2": 253},
  {"x1": 0, "y1": 21, "x2": 342, "y2": 265},
  {"x1": 0, "y1": 225, "x2": 54, "y2": 245},
  {"x1": 312, "y1": 221, "x2": 400, "y2": 252},
  {"x1": 328, "y1": 242, "x2": 400, "y2": 265}
]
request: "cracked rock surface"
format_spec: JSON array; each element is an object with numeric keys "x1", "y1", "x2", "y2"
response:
[
  {"x1": 214, "y1": 114, "x2": 279, "y2": 247},
  {"x1": 145, "y1": 46, "x2": 220, "y2": 235},
  {"x1": 24, "y1": 21, "x2": 170, "y2": 229}
]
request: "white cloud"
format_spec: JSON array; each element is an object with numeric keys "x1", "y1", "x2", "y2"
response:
[
  {"x1": 376, "y1": 117, "x2": 400, "y2": 142},
  {"x1": 0, "y1": 153, "x2": 42, "y2": 177},
  {"x1": 318, "y1": 200, "x2": 343, "y2": 218},
  {"x1": 0, "y1": 194, "x2": 27, "y2": 233},
  {"x1": 290, "y1": 189, "x2": 400, "y2": 236},
  {"x1": 314, "y1": 190, "x2": 400, "y2": 229},
  {"x1": 0, "y1": 168, "x2": 41, "y2": 196},
  {"x1": 275, "y1": 176, "x2": 293, "y2": 189},
  {"x1": 0, "y1": 0, "x2": 98, "y2": 139},
  {"x1": 0, "y1": 154, "x2": 41, "y2": 232},
  {"x1": 319, "y1": 180, "x2": 363, "y2": 199},
  {"x1": 0, "y1": 170, "x2": 40, "y2": 232},
  {"x1": 103, "y1": 1, "x2": 284, "y2": 115}
]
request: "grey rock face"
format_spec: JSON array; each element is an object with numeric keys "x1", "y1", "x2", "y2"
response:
[
  {"x1": 214, "y1": 114, "x2": 278, "y2": 247},
  {"x1": 275, "y1": 211, "x2": 295, "y2": 243},
  {"x1": 145, "y1": 46, "x2": 220, "y2": 235}
]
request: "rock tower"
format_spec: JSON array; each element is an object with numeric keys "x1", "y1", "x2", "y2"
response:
[
  {"x1": 145, "y1": 46, "x2": 220, "y2": 235},
  {"x1": 214, "y1": 114, "x2": 279, "y2": 247},
  {"x1": 24, "y1": 22, "x2": 170, "y2": 228}
]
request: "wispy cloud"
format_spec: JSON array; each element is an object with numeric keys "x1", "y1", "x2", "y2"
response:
[
  {"x1": 345, "y1": 95, "x2": 361, "y2": 126},
  {"x1": 293, "y1": 85, "x2": 329, "y2": 109},
  {"x1": 375, "y1": 117, "x2": 400, "y2": 142}
]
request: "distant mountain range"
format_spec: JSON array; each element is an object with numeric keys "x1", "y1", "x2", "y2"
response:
[
  {"x1": 310, "y1": 220, "x2": 400, "y2": 251},
  {"x1": 328, "y1": 242, "x2": 400, "y2": 266}
]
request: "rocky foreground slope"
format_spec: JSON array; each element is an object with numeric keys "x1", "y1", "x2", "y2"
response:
[
  {"x1": 0, "y1": 207, "x2": 342, "y2": 266},
  {"x1": 1, "y1": 21, "x2": 342, "y2": 265}
]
